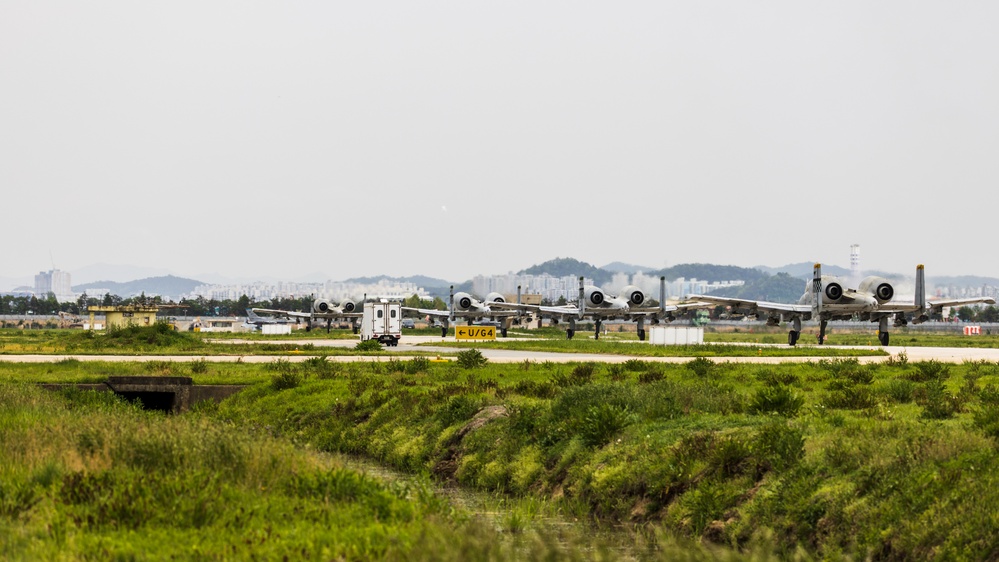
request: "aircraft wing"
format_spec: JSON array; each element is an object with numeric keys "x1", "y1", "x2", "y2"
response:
[
  {"x1": 686, "y1": 295, "x2": 812, "y2": 315},
  {"x1": 926, "y1": 297, "x2": 997, "y2": 310},
  {"x1": 403, "y1": 307, "x2": 449, "y2": 318},
  {"x1": 251, "y1": 308, "x2": 311, "y2": 320},
  {"x1": 251, "y1": 308, "x2": 361, "y2": 320},
  {"x1": 404, "y1": 306, "x2": 525, "y2": 320}
]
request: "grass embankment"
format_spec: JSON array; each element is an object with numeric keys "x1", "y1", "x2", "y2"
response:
[
  {"x1": 0, "y1": 325, "x2": 410, "y2": 357},
  {"x1": 708, "y1": 329, "x2": 999, "y2": 348},
  {"x1": 431, "y1": 339, "x2": 886, "y2": 358},
  {"x1": 0, "y1": 382, "x2": 630, "y2": 561},
  {"x1": 213, "y1": 351, "x2": 999, "y2": 559}
]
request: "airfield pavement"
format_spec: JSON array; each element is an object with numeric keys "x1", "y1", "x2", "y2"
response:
[{"x1": 1, "y1": 335, "x2": 998, "y2": 364}]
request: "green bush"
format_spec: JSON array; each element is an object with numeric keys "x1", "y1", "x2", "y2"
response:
[
  {"x1": 580, "y1": 403, "x2": 632, "y2": 447},
  {"x1": 752, "y1": 420, "x2": 805, "y2": 471},
  {"x1": 754, "y1": 367, "x2": 799, "y2": 387},
  {"x1": 686, "y1": 357, "x2": 714, "y2": 378},
  {"x1": 749, "y1": 386, "x2": 804, "y2": 417},
  {"x1": 919, "y1": 379, "x2": 958, "y2": 420},
  {"x1": 907, "y1": 360, "x2": 951, "y2": 382},
  {"x1": 456, "y1": 348, "x2": 488, "y2": 369},
  {"x1": 355, "y1": 339, "x2": 383, "y2": 352},
  {"x1": 271, "y1": 371, "x2": 304, "y2": 391},
  {"x1": 878, "y1": 378, "x2": 916, "y2": 403},
  {"x1": 189, "y1": 357, "x2": 209, "y2": 375}
]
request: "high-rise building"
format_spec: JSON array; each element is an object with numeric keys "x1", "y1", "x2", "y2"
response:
[{"x1": 34, "y1": 269, "x2": 74, "y2": 302}]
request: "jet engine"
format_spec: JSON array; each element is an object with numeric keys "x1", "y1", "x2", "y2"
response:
[
  {"x1": 453, "y1": 292, "x2": 475, "y2": 311},
  {"x1": 857, "y1": 276, "x2": 894, "y2": 304},
  {"x1": 620, "y1": 285, "x2": 645, "y2": 306},
  {"x1": 312, "y1": 299, "x2": 332, "y2": 313},
  {"x1": 485, "y1": 292, "x2": 506, "y2": 303},
  {"x1": 339, "y1": 298, "x2": 359, "y2": 313},
  {"x1": 819, "y1": 280, "x2": 843, "y2": 303},
  {"x1": 583, "y1": 286, "x2": 606, "y2": 307}
]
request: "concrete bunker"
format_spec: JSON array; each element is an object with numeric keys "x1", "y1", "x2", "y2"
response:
[{"x1": 41, "y1": 376, "x2": 245, "y2": 413}]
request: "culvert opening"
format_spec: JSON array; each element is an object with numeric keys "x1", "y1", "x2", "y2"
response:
[{"x1": 117, "y1": 391, "x2": 176, "y2": 413}]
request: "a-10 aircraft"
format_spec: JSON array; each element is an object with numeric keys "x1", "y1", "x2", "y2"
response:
[
  {"x1": 250, "y1": 297, "x2": 363, "y2": 333},
  {"x1": 688, "y1": 264, "x2": 996, "y2": 346},
  {"x1": 489, "y1": 276, "x2": 708, "y2": 340},
  {"x1": 403, "y1": 288, "x2": 527, "y2": 337}
]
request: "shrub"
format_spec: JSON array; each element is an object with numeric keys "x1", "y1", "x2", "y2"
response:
[
  {"x1": 406, "y1": 357, "x2": 431, "y2": 374},
  {"x1": 879, "y1": 378, "x2": 916, "y2": 403},
  {"x1": 686, "y1": 357, "x2": 714, "y2": 378},
  {"x1": 580, "y1": 403, "x2": 632, "y2": 447},
  {"x1": 753, "y1": 421, "x2": 805, "y2": 471},
  {"x1": 303, "y1": 356, "x2": 340, "y2": 379},
  {"x1": 754, "y1": 368, "x2": 799, "y2": 387},
  {"x1": 456, "y1": 349, "x2": 488, "y2": 369},
  {"x1": 271, "y1": 371, "x2": 304, "y2": 391},
  {"x1": 749, "y1": 386, "x2": 804, "y2": 417},
  {"x1": 554, "y1": 363, "x2": 595, "y2": 387},
  {"x1": 919, "y1": 379, "x2": 958, "y2": 420},
  {"x1": 907, "y1": 361, "x2": 951, "y2": 383},
  {"x1": 435, "y1": 395, "x2": 480, "y2": 427},
  {"x1": 189, "y1": 358, "x2": 209, "y2": 375},
  {"x1": 824, "y1": 385, "x2": 877, "y2": 410},
  {"x1": 638, "y1": 369, "x2": 666, "y2": 384},
  {"x1": 355, "y1": 339, "x2": 382, "y2": 352}
]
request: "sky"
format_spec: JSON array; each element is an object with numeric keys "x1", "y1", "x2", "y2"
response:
[{"x1": 3, "y1": 1, "x2": 998, "y2": 285}]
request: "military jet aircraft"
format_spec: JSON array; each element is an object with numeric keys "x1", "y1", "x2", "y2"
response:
[
  {"x1": 244, "y1": 308, "x2": 299, "y2": 330},
  {"x1": 404, "y1": 288, "x2": 526, "y2": 337},
  {"x1": 489, "y1": 276, "x2": 708, "y2": 340},
  {"x1": 687, "y1": 264, "x2": 996, "y2": 346},
  {"x1": 250, "y1": 297, "x2": 363, "y2": 333}
]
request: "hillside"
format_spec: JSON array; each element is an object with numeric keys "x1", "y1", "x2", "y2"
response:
[
  {"x1": 73, "y1": 275, "x2": 203, "y2": 300},
  {"x1": 518, "y1": 257, "x2": 614, "y2": 285},
  {"x1": 705, "y1": 272, "x2": 807, "y2": 303}
]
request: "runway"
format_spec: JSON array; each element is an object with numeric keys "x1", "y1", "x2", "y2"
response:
[{"x1": 0, "y1": 336, "x2": 997, "y2": 364}]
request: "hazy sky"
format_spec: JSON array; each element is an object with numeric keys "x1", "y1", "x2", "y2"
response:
[{"x1": 3, "y1": 1, "x2": 997, "y2": 283}]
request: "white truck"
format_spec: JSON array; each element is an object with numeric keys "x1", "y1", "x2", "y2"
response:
[{"x1": 360, "y1": 299, "x2": 402, "y2": 346}]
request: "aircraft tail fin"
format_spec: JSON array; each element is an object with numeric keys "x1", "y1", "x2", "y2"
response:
[
  {"x1": 813, "y1": 263, "x2": 822, "y2": 316},
  {"x1": 915, "y1": 264, "x2": 926, "y2": 312},
  {"x1": 578, "y1": 276, "x2": 585, "y2": 317},
  {"x1": 659, "y1": 276, "x2": 666, "y2": 315}
]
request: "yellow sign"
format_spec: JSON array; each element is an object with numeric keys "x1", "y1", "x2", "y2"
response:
[{"x1": 455, "y1": 326, "x2": 497, "y2": 340}]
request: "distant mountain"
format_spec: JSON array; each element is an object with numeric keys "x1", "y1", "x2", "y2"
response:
[
  {"x1": 600, "y1": 262, "x2": 656, "y2": 274},
  {"x1": 705, "y1": 272, "x2": 807, "y2": 303},
  {"x1": 755, "y1": 262, "x2": 851, "y2": 279},
  {"x1": 519, "y1": 257, "x2": 613, "y2": 285},
  {"x1": 73, "y1": 275, "x2": 203, "y2": 301},
  {"x1": 70, "y1": 263, "x2": 173, "y2": 285}
]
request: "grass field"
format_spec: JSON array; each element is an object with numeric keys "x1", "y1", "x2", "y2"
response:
[{"x1": 6, "y1": 332, "x2": 999, "y2": 559}]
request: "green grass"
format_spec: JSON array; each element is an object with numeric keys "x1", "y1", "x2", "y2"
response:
[
  {"x1": 428, "y1": 339, "x2": 887, "y2": 357},
  {"x1": 9, "y1": 345, "x2": 999, "y2": 559},
  {"x1": 208, "y1": 356, "x2": 999, "y2": 559}
]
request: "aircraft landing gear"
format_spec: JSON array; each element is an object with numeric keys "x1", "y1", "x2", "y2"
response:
[
  {"x1": 594, "y1": 319, "x2": 602, "y2": 340},
  {"x1": 637, "y1": 317, "x2": 646, "y2": 341},
  {"x1": 566, "y1": 329, "x2": 575, "y2": 339},
  {"x1": 501, "y1": 328, "x2": 508, "y2": 337},
  {"x1": 878, "y1": 316, "x2": 890, "y2": 346},
  {"x1": 326, "y1": 319, "x2": 332, "y2": 334},
  {"x1": 788, "y1": 317, "x2": 802, "y2": 346},
  {"x1": 817, "y1": 320, "x2": 828, "y2": 345},
  {"x1": 788, "y1": 331, "x2": 799, "y2": 346},
  {"x1": 878, "y1": 331, "x2": 890, "y2": 346},
  {"x1": 638, "y1": 329, "x2": 646, "y2": 341}
]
